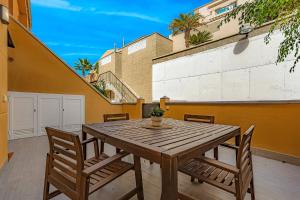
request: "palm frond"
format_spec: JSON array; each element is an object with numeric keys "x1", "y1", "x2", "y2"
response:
[{"x1": 189, "y1": 31, "x2": 213, "y2": 45}]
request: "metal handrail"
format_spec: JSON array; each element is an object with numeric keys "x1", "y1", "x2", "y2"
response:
[{"x1": 97, "y1": 71, "x2": 138, "y2": 103}]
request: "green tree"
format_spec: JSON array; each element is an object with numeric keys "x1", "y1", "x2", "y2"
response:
[
  {"x1": 220, "y1": 0, "x2": 300, "y2": 72},
  {"x1": 74, "y1": 58, "x2": 93, "y2": 76},
  {"x1": 189, "y1": 31, "x2": 213, "y2": 46},
  {"x1": 93, "y1": 61, "x2": 99, "y2": 74},
  {"x1": 169, "y1": 13, "x2": 204, "y2": 48}
]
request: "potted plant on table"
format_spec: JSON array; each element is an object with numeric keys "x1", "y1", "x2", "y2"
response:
[{"x1": 150, "y1": 107, "x2": 165, "y2": 127}]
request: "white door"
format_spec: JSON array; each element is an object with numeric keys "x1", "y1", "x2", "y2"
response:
[
  {"x1": 9, "y1": 93, "x2": 37, "y2": 139},
  {"x1": 62, "y1": 95, "x2": 85, "y2": 132},
  {"x1": 38, "y1": 94, "x2": 62, "y2": 136}
]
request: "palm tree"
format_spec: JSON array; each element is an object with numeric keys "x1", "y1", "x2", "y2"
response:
[
  {"x1": 74, "y1": 58, "x2": 93, "y2": 77},
  {"x1": 169, "y1": 12, "x2": 204, "y2": 48},
  {"x1": 189, "y1": 31, "x2": 213, "y2": 46},
  {"x1": 93, "y1": 61, "x2": 99, "y2": 74}
]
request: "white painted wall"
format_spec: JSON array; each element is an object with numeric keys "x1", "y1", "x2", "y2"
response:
[{"x1": 153, "y1": 31, "x2": 300, "y2": 101}]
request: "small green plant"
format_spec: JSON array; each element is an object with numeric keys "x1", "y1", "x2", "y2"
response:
[
  {"x1": 150, "y1": 107, "x2": 165, "y2": 117},
  {"x1": 94, "y1": 79, "x2": 108, "y2": 97},
  {"x1": 189, "y1": 30, "x2": 213, "y2": 45}
]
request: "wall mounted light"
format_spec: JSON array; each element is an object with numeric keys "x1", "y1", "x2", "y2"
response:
[
  {"x1": 0, "y1": 5, "x2": 9, "y2": 24},
  {"x1": 239, "y1": 24, "x2": 253, "y2": 38}
]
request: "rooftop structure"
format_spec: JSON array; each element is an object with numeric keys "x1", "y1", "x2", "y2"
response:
[
  {"x1": 171, "y1": 0, "x2": 247, "y2": 51},
  {"x1": 94, "y1": 33, "x2": 173, "y2": 102}
]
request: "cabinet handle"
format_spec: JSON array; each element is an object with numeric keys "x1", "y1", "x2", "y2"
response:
[{"x1": 34, "y1": 109, "x2": 36, "y2": 112}]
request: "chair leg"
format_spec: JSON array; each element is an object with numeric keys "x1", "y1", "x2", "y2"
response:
[
  {"x1": 43, "y1": 179, "x2": 50, "y2": 200},
  {"x1": 191, "y1": 176, "x2": 195, "y2": 182},
  {"x1": 214, "y1": 147, "x2": 218, "y2": 160},
  {"x1": 100, "y1": 141, "x2": 104, "y2": 154},
  {"x1": 43, "y1": 156, "x2": 50, "y2": 200},
  {"x1": 134, "y1": 155, "x2": 144, "y2": 200},
  {"x1": 80, "y1": 175, "x2": 89, "y2": 200},
  {"x1": 250, "y1": 177, "x2": 255, "y2": 200},
  {"x1": 82, "y1": 131, "x2": 87, "y2": 160},
  {"x1": 116, "y1": 148, "x2": 121, "y2": 154}
]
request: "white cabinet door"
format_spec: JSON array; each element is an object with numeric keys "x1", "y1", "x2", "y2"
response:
[
  {"x1": 9, "y1": 93, "x2": 37, "y2": 139},
  {"x1": 9, "y1": 92, "x2": 85, "y2": 139},
  {"x1": 38, "y1": 94, "x2": 62, "y2": 136},
  {"x1": 62, "y1": 95, "x2": 85, "y2": 132}
]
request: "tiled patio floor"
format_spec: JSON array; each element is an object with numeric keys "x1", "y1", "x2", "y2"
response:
[{"x1": 0, "y1": 136, "x2": 300, "y2": 200}]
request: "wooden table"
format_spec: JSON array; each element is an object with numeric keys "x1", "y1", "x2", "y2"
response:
[{"x1": 82, "y1": 119, "x2": 240, "y2": 200}]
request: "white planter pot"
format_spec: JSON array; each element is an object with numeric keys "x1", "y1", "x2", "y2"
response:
[{"x1": 151, "y1": 116, "x2": 163, "y2": 127}]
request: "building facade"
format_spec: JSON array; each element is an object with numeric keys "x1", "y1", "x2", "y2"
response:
[
  {"x1": 171, "y1": 0, "x2": 248, "y2": 52},
  {"x1": 0, "y1": 0, "x2": 31, "y2": 169},
  {"x1": 97, "y1": 33, "x2": 173, "y2": 102}
]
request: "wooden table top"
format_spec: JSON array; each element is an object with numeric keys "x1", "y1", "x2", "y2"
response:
[{"x1": 83, "y1": 119, "x2": 240, "y2": 159}]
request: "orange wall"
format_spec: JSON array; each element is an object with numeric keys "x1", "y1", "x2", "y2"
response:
[
  {"x1": 8, "y1": 18, "x2": 123, "y2": 123},
  {"x1": 9, "y1": 0, "x2": 31, "y2": 29},
  {"x1": 164, "y1": 102, "x2": 300, "y2": 158},
  {"x1": 122, "y1": 98, "x2": 144, "y2": 119},
  {"x1": 0, "y1": 0, "x2": 9, "y2": 169}
]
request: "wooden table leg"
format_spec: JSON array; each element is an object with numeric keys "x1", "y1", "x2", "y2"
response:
[
  {"x1": 82, "y1": 130, "x2": 87, "y2": 160},
  {"x1": 161, "y1": 155, "x2": 178, "y2": 200},
  {"x1": 235, "y1": 133, "x2": 241, "y2": 159},
  {"x1": 134, "y1": 155, "x2": 144, "y2": 200}
]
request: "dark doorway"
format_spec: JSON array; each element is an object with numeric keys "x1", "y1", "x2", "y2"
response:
[{"x1": 142, "y1": 103, "x2": 160, "y2": 118}]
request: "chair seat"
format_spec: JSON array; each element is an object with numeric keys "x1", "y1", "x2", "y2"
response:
[
  {"x1": 84, "y1": 153, "x2": 134, "y2": 194},
  {"x1": 179, "y1": 159, "x2": 236, "y2": 194}
]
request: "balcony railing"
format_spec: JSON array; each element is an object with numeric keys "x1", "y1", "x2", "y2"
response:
[{"x1": 96, "y1": 71, "x2": 138, "y2": 103}]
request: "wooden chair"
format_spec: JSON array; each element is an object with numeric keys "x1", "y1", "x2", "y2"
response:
[
  {"x1": 43, "y1": 127, "x2": 144, "y2": 200},
  {"x1": 184, "y1": 114, "x2": 218, "y2": 158},
  {"x1": 103, "y1": 113, "x2": 130, "y2": 122},
  {"x1": 103, "y1": 113, "x2": 130, "y2": 154},
  {"x1": 179, "y1": 125, "x2": 255, "y2": 200},
  {"x1": 184, "y1": 114, "x2": 240, "y2": 160}
]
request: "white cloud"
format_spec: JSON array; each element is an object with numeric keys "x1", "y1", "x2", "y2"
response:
[
  {"x1": 31, "y1": 0, "x2": 82, "y2": 11},
  {"x1": 95, "y1": 11, "x2": 167, "y2": 24},
  {"x1": 46, "y1": 42, "x2": 100, "y2": 49},
  {"x1": 63, "y1": 52, "x2": 99, "y2": 57}
]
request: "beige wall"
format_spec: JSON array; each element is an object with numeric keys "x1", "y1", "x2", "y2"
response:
[
  {"x1": 121, "y1": 34, "x2": 173, "y2": 102},
  {"x1": 155, "y1": 34, "x2": 173, "y2": 57},
  {"x1": 0, "y1": 0, "x2": 9, "y2": 169},
  {"x1": 172, "y1": 0, "x2": 246, "y2": 52},
  {"x1": 99, "y1": 52, "x2": 122, "y2": 78},
  {"x1": 171, "y1": 19, "x2": 239, "y2": 52},
  {"x1": 121, "y1": 36, "x2": 156, "y2": 102},
  {"x1": 98, "y1": 33, "x2": 172, "y2": 102},
  {"x1": 196, "y1": 0, "x2": 246, "y2": 22}
]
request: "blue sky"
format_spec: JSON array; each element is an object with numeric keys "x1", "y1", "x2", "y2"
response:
[{"x1": 31, "y1": 0, "x2": 210, "y2": 70}]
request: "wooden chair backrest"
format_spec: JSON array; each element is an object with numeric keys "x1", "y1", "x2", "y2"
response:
[
  {"x1": 103, "y1": 113, "x2": 130, "y2": 122},
  {"x1": 45, "y1": 127, "x2": 84, "y2": 199},
  {"x1": 236, "y1": 125, "x2": 255, "y2": 198},
  {"x1": 184, "y1": 114, "x2": 215, "y2": 124}
]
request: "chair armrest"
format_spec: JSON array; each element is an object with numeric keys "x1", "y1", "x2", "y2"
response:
[
  {"x1": 82, "y1": 151, "x2": 130, "y2": 176},
  {"x1": 82, "y1": 138, "x2": 98, "y2": 145},
  {"x1": 220, "y1": 143, "x2": 239, "y2": 150},
  {"x1": 196, "y1": 157, "x2": 239, "y2": 175},
  {"x1": 81, "y1": 137, "x2": 100, "y2": 158}
]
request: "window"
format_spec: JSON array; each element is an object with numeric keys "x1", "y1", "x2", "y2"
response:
[{"x1": 215, "y1": 2, "x2": 237, "y2": 15}]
